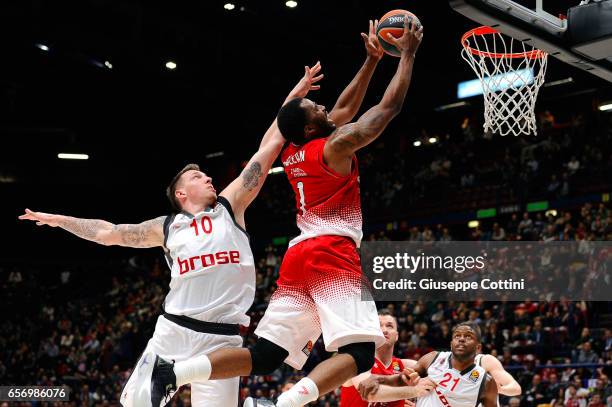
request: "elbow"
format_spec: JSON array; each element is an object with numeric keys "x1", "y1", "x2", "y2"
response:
[
  {"x1": 514, "y1": 383, "x2": 522, "y2": 396},
  {"x1": 382, "y1": 104, "x2": 402, "y2": 119}
]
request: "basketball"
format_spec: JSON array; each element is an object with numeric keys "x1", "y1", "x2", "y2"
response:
[{"x1": 376, "y1": 9, "x2": 422, "y2": 57}]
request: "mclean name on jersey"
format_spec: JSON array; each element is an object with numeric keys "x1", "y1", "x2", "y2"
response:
[
  {"x1": 177, "y1": 250, "x2": 241, "y2": 275},
  {"x1": 283, "y1": 150, "x2": 306, "y2": 167}
]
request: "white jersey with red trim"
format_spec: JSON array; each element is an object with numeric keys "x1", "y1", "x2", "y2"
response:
[
  {"x1": 416, "y1": 352, "x2": 487, "y2": 407},
  {"x1": 281, "y1": 137, "x2": 363, "y2": 248},
  {"x1": 162, "y1": 197, "x2": 255, "y2": 326}
]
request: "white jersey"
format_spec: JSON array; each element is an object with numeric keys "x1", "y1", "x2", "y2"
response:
[
  {"x1": 162, "y1": 197, "x2": 255, "y2": 326},
  {"x1": 416, "y1": 352, "x2": 487, "y2": 407}
]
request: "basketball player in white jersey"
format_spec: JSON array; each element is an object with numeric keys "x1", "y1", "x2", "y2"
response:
[
  {"x1": 359, "y1": 322, "x2": 517, "y2": 407},
  {"x1": 17, "y1": 63, "x2": 326, "y2": 407}
]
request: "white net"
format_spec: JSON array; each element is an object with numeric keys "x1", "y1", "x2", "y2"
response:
[{"x1": 461, "y1": 27, "x2": 548, "y2": 137}]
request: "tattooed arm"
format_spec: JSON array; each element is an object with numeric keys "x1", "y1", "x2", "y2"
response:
[
  {"x1": 19, "y1": 209, "x2": 165, "y2": 248},
  {"x1": 220, "y1": 63, "x2": 325, "y2": 228},
  {"x1": 219, "y1": 132, "x2": 284, "y2": 229},
  {"x1": 323, "y1": 17, "x2": 423, "y2": 175}
]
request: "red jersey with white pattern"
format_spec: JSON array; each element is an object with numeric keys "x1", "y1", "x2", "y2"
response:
[
  {"x1": 281, "y1": 137, "x2": 363, "y2": 247},
  {"x1": 340, "y1": 357, "x2": 406, "y2": 407}
]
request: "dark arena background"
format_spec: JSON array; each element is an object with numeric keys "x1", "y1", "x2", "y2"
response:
[{"x1": 1, "y1": 0, "x2": 611, "y2": 406}]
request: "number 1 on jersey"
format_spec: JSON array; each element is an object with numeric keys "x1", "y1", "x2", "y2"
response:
[{"x1": 296, "y1": 181, "x2": 306, "y2": 216}]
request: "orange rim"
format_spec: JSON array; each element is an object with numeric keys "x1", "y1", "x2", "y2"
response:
[{"x1": 461, "y1": 26, "x2": 546, "y2": 60}]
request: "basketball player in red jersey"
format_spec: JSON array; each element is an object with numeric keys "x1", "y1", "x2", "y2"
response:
[
  {"x1": 340, "y1": 310, "x2": 435, "y2": 407},
  {"x1": 137, "y1": 18, "x2": 423, "y2": 407}
]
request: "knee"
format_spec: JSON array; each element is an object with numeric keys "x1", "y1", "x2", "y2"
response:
[
  {"x1": 338, "y1": 342, "x2": 375, "y2": 374},
  {"x1": 250, "y1": 338, "x2": 289, "y2": 375}
]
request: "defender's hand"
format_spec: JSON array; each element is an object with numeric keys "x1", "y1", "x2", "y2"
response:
[
  {"x1": 358, "y1": 376, "x2": 382, "y2": 400},
  {"x1": 414, "y1": 378, "x2": 436, "y2": 397},
  {"x1": 400, "y1": 368, "x2": 420, "y2": 386},
  {"x1": 287, "y1": 61, "x2": 324, "y2": 100},
  {"x1": 19, "y1": 209, "x2": 61, "y2": 227}
]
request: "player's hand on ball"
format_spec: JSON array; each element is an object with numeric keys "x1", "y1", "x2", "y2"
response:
[
  {"x1": 358, "y1": 376, "x2": 381, "y2": 399},
  {"x1": 361, "y1": 19, "x2": 384, "y2": 61},
  {"x1": 19, "y1": 209, "x2": 61, "y2": 227},
  {"x1": 414, "y1": 378, "x2": 436, "y2": 397},
  {"x1": 385, "y1": 15, "x2": 423, "y2": 56},
  {"x1": 288, "y1": 61, "x2": 324, "y2": 99},
  {"x1": 404, "y1": 399, "x2": 417, "y2": 407}
]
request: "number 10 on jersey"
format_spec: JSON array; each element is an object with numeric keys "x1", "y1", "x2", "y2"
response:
[{"x1": 190, "y1": 216, "x2": 213, "y2": 236}]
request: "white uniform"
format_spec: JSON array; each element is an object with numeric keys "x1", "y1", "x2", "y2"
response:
[
  {"x1": 416, "y1": 352, "x2": 489, "y2": 407},
  {"x1": 121, "y1": 197, "x2": 255, "y2": 407}
]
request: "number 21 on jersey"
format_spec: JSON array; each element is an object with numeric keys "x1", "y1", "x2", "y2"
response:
[{"x1": 439, "y1": 373, "x2": 460, "y2": 392}]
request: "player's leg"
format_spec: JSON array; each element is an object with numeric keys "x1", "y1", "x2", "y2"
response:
[
  {"x1": 121, "y1": 316, "x2": 184, "y2": 407},
  {"x1": 274, "y1": 236, "x2": 385, "y2": 407},
  {"x1": 190, "y1": 377, "x2": 240, "y2": 407},
  {"x1": 133, "y1": 316, "x2": 245, "y2": 407}
]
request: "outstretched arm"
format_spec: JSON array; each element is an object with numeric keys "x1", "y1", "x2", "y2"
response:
[
  {"x1": 481, "y1": 354, "x2": 522, "y2": 396},
  {"x1": 329, "y1": 20, "x2": 383, "y2": 126},
  {"x1": 19, "y1": 209, "x2": 165, "y2": 248},
  {"x1": 363, "y1": 377, "x2": 436, "y2": 403},
  {"x1": 324, "y1": 16, "x2": 423, "y2": 170},
  {"x1": 358, "y1": 353, "x2": 437, "y2": 401},
  {"x1": 220, "y1": 63, "x2": 323, "y2": 226}
]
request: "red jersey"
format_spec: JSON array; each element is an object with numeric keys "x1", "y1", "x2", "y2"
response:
[
  {"x1": 281, "y1": 137, "x2": 362, "y2": 247},
  {"x1": 340, "y1": 357, "x2": 406, "y2": 407}
]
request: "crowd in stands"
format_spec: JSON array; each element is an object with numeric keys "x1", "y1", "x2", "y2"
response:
[
  {"x1": 2, "y1": 102, "x2": 611, "y2": 406},
  {"x1": 1, "y1": 198, "x2": 611, "y2": 406}
]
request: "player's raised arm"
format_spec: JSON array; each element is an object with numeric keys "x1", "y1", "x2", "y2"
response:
[
  {"x1": 324, "y1": 16, "x2": 422, "y2": 163},
  {"x1": 328, "y1": 20, "x2": 383, "y2": 126},
  {"x1": 19, "y1": 209, "x2": 165, "y2": 248},
  {"x1": 481, "y1": 354, "x2": 522, "y2": 396},
  {"x1": 220, "y1": 63, "x2": 324, "y2": 225}
]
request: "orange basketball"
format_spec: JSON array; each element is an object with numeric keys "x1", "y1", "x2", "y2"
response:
[{"x1": 376, "y1": 9, "x2": 421, "y2": 57}]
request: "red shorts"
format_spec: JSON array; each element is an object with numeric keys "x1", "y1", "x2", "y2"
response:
[
  {"x1": 254, "y1": 235, "x2": 384, "y2": 369},
  {"x1": 277, "y1": 235, "x2": 362, "y2": 291}
]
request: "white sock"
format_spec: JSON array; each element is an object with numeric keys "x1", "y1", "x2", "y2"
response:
[
  {"x1": 276, "y1": 377, "x2": 319, "y2": 407},
  {"x1": 173, "y1": 355, "x2": 211, "y2": 386}
]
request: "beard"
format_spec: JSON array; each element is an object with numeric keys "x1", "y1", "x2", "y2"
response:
[
  {"x1": 309, "y1": 120, "x2": 336, "y2": 140},
  {"x1": 452, "y1": 348, "x2": 477, "y2": 363}
]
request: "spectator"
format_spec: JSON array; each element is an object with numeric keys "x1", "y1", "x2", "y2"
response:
[
  {"x1": 567, "y1": 156, "x2": 581, "y2": 175},
  {"x1": 518, "y1": 212, "x2": 534, "y2": 239},
  {"x1": 576, "y1": 342, "x2": 599, "y2": 364}
]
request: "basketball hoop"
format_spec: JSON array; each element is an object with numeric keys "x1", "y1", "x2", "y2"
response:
[{"x1": 461, "y1": 26, "x2": 548, "y2": 136}]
